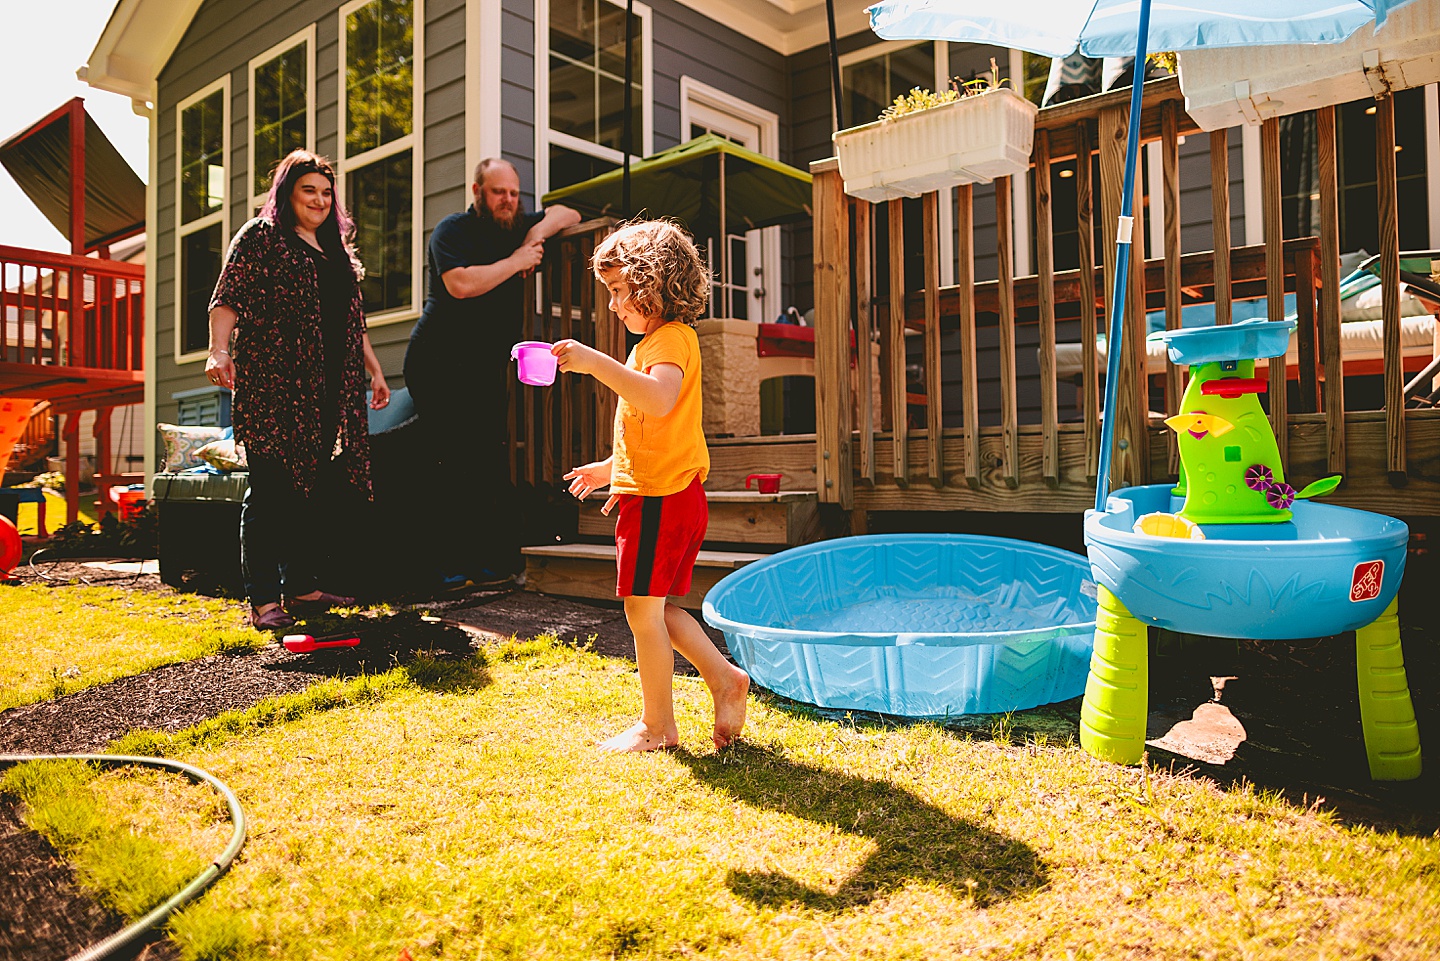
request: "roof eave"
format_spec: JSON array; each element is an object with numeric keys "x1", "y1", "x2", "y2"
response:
[{"x1": 79, "y1": 0, "x2": 205, "y2": 103}]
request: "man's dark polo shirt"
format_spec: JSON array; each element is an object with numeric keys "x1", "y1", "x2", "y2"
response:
[{"x1": 410, "y1": 205, "x2": 547, "y2": 359}]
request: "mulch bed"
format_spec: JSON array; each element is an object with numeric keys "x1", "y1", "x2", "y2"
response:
[{"x1": 2, "y1": 554, "x2": 1437, "y2": 957}]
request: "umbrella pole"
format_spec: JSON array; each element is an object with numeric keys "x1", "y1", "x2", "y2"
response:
[
  {"x1": 623, "y1": 0, "x2": 634, "y2": 216},
  {"x1": 719, "y1": 157, "x2": 728, "y2": 318},
  {"x1": 1094, "y1": 0, "x2": 1153, "y2": 514},
  {"x1": 826, "y1": 0, "x2": 845, "y2": 131}
]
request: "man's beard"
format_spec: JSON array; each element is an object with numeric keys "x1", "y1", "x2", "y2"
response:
[{"x1": 477, "y1": 197, "x2": 528, "y2": 235}]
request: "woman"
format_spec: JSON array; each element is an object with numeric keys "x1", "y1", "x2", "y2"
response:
[{"x1": 205, "y1": 149, "x2": 389, "y2": 630}]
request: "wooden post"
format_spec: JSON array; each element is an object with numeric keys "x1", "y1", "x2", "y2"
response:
[
  {"x1": 1317, "y1": 105, "x2": 1346, "y2": 477},
  {"x1": 922, "y1": 191, "x2": 944, "y2": 488},
  {"x1": 1260, "y1": 117, "x2": 1287, "y2": 464},
  {"x1": 995, "y1": 177, "x2": 1019, "y2": 489},
  {"x1": 956, "y1": 184, "x2": 980, "y2": 490},
  {"x1": 1033, "y1": 129, "x2": 1060, "y2": 488},
  {"x1": 1294, "y1": 247, "x2": 1320, "y2": 413},
  {"x1": 523, "y1": 266, "x2": 537, "y2": 486},
  {"x1": 1076, "y1": 122, "x2": 1099, "y2": 481},
  {"x1": 1210, "y1": 130, "x2": 1233, "y2": 326},
  {"x1": 94, "y1": 407, "x2": 113, "y2": 518},
  {"x1": 62, "y1": 412, "x2": 80, "y2": 524},
  {"x1": 887, "y1": 198, "x2": 909, "y2": 488},
  {"x1": 1162, "y1": 102, "x2": 1183, "y2": 477},
  {"x1": 813, "y1": 162, "x2": 853, "y2": 507},
  {"x1": 1375, "y1": 93, "x2": 1406, "y2": 484},
  {"x1": 854, "y1": 199, "x2": 875, "y2": 487},
  {"x1": 580, "y1": 235, "x2": 595, "y2": 465}
]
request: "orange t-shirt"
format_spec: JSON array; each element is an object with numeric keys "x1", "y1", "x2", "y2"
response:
[{"x1": 610, "y1": 322, "x2": 709, "y2": 496}]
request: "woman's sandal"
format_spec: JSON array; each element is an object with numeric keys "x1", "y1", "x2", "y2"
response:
[
  {"x1": 251, "y1": 606, "x2": 297, "y2": 631},
  {"x1": 285, "y1": 590, "x2": 357, "y2": 615}
]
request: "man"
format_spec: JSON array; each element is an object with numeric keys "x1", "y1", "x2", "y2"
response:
[{"x1": 404, "y1": 158, "x2": 580, "y2": 585}]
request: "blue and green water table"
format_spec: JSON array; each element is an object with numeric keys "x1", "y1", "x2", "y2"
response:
[{"x1": 1082, "y1": 320, "x2": 1421, "y2": 780}]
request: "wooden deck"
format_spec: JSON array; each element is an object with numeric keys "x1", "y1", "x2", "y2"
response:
[{"x1": 811, "y1": 78, "x2": 1440, "y2": 518}]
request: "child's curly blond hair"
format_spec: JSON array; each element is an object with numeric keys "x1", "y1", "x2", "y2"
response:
[{"x1": 591, "y1": 220, "x2": 712, "y2": 327}]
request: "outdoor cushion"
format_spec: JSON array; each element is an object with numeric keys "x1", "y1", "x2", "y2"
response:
[
  {"x1": 194, "y1": 437, "x2": 248, "y2": 471},
  {"x1": 367, "y1": 386, "x2": 418, "y2": 435},
  {"x1": 156, "y1": 423, "x2": 226, "y2": 472}
]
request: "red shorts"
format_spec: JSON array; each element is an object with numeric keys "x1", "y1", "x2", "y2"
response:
[{"x1": 614, "y1": 476, "x2": 708, "y2": 598}]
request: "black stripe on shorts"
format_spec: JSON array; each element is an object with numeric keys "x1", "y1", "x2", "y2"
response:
[{"x1": 630, "y1": 495, "x2": 664, "y2": 595}]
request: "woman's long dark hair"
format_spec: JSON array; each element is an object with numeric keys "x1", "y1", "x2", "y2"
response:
[{"x1": 258, "y1": 149, "x2": 362, "y2": 279}]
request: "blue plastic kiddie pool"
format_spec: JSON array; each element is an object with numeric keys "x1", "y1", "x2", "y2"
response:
[{"x1": 702, "y1": 534, "x2": 1097, "y2": 717}]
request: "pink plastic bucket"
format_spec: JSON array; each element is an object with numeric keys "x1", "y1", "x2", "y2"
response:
[{"x1": 511, "y1": 341, "x2": 558, "y2": 386}]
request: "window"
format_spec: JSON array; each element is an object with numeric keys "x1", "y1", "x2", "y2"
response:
[
  {"x1": 541, "y1": 0, "x2": 650, "y2": 194},
  {"x1": 249, "y1": 28, "x2": 315, "y2": 203},
  {"x1": 841, "y1": 41, "x2": 933, "y2": 129},
  {"x1": 1281, "y1": 88, "x2": 1430, "y2": 252},
  {"x1": 175, "y1": 79, "x2": 229, "y2": 360},
  {"x1": 339, "y1": 0, "x2": 422, "y2": 318}
]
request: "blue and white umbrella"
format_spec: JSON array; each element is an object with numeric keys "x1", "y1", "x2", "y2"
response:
[{"x1": 865, "y1": 0, "x2": 1420, "y2": 511}]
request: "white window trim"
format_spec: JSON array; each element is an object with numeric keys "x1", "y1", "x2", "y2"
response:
[
  {"x1": 337, "y1": 0, "x2": 425, "y2": 327},
  {"x1": 247, "y1": 24, "x2": 317, "y2": 210},
  {"x1": 535, "y1": 0, "x2": 654, "y2": 199},
  {"x1": 465, "y1": 0, "x2": 503, "y2": 186},
  {"x1": 174, "y1": 74, "x2": 231, "y2": 365},
  {"x1": 679, "y1": 75, "x2": 783, "y2": 321}
]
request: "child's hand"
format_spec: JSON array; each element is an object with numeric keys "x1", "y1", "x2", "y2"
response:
[
  {"x1": 564, "y1": 460, "x2": 613, "y2": 502},
  {"x1": 552, "y1": 339, "x2": 602, "y2": 375}
]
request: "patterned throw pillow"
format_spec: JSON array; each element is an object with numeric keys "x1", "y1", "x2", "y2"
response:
[
  {"x1": 156, "y1": 423, "x2": 226, "y2": 473},
  {"x1": 193, "y1": 438, "x2": 248, "y2": 472}
]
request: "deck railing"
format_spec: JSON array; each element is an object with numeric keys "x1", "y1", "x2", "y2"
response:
[
  {"x1": 0, "y1": 244, "x2": 145, "y2": 373},
  {"x1": 814, "y1": 76, "x2": 1440, "y2": 517},
  {"x1": 509, "y1": 218, "x2": 623, "y2": 487}
]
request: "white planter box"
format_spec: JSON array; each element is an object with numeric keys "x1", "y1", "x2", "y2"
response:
[
  {"x1": 832, "y1": 87, "x2": 1039, "y2": 203},
  {"x1": 1179, "y1": 0, "x2": 1440, "y2": 130}
]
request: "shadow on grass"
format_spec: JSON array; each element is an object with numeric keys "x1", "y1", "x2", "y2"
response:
[
  {"x1": 263, "y1": 609, "x2": 491, "y2": 695},
  {"x1": 674, "y1": 743, "x2": 1047, "y2": 912}
]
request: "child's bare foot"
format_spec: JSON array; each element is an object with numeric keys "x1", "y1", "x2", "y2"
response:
[
  {"x1": 599, "y1": 721, "x2": 678, "y2": 753},
  {"x1": 711, "y1": 667, "x2": 750, "y2": 750}
]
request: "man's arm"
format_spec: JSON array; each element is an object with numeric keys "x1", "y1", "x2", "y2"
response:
[
  {"x1": 440, "y1": 243, "x2": 543, "y2": 300},
  {"x1": 524, "y1": 204, "x2": 582, "y2": 246}
]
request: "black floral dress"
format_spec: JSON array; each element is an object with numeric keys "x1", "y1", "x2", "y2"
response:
[{"x1": 209, "y1": 217, "x2": 372, "y2": 498}]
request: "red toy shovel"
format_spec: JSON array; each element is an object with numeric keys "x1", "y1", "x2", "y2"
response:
[{"x1": 281, "y1": 633, "x2": 362, "y2": 653}]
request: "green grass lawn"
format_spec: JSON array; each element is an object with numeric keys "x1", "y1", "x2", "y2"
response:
[
  {"x1": 0, "y1": 585, "x2": 261, "y2": 709},
  {"x1": 5, "y1": 633, "x2": 1437, "y2": 961}
]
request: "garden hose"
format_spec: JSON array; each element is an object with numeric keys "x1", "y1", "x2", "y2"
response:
[{"x1": 0, "y1": 753, "x2": 247, "y2": 961}]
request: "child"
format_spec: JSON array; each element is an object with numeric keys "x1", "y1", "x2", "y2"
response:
[{"x1": 551, "y1": 221, "x2": 750, "y2": 753}]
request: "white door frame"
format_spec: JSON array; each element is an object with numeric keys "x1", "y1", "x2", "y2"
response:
[{"x1": 680, "y1": 76, "x2": 782, "y2": 322}]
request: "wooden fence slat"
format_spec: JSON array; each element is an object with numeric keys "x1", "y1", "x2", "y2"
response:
[
  {"x1": 1162, "y1": 101, "x2": 1183, "y2": 477},
  {"x1": 1034, "y1": 128, "x2": 1060, "y2": 488},
  {"x1": 995, "y1": 177, "x2": 1019, "y2": 489},
  {"x1": 922, "y1": 191, "x2": 944, "y2": 488},
  {"x1": 887, "y1": 198, "x2": 909, "y2": 488},
  {"x1": 855, "y1": 199, "x2": 875, "y2": 486},
  {"x1": 1127, "y1": 139, "x2": 1148, "y2": 484},
  {"x1": 1295, "y1": 246, "x2": 1320, "y2": 413},
  {"x1": 560, "y1": 244, "x2": 574, "y2": 476},
  {"x1": 580, "y1": 235, "x2": 595, "y2": 465},
  {"x1": 1099, "y1": 104, "x2": 1144, "y2": 490},
  {"x1": 1317, "y1": 104, "x2": 1346, "y2": 476},
  {"x1": 541, "y1": 252, "x2": 556, "y2": 485},
  {"x1": 957, "y1": 183, "x2": 980, "y2": 490},
  {"x1": 1261, "y1": 116, "x2": 1288, "y2": 464},
  {"x1": 1210, "y1": 130, "x2": 1233, "y2": 326},
  {"x1": 1375, "y1": 93, "x2": 1406, "y2": 483},
  {"x1": 524, "y1": 267, "x2": 537, "y2": 486},
  {"x1": 1076, "y1": 121, "x2": 1099, "y2": 481},
  {"x1": 814, "y1": 166, "x2": 853, "y2": 507}
]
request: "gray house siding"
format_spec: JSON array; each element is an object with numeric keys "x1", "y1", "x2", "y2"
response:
[{"x1": 154, "y1": 0, "x2": 467, "y2": 433}]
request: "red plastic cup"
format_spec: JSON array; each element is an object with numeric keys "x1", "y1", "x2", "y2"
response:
[{"x1": 745, "y1": 473, "x2": 783, "y2": 494}]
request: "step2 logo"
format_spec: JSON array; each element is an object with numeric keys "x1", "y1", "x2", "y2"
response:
[{"x1": 1350, "y1": 560, "x2": 1384, "y2": 603}]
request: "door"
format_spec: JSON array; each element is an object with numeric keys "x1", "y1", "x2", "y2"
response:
[{"x1": 680, "y1": 80, "x2": 781, "y2": 322}]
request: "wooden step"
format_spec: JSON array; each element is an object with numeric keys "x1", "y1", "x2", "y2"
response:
[
  {"x1": 577, "y1": 490, "x2": 819, "y2": 547},
  {"x1": 521, "y1": 543, "x2": 767, "y2": 610}
]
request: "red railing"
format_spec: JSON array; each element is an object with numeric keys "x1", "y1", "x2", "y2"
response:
[{"x1": 0, "y1": 244, "x2": 144, "y2": 373}]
